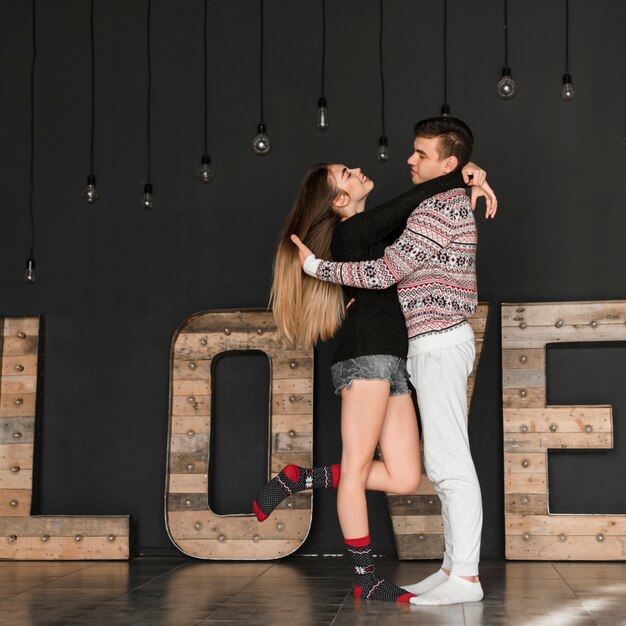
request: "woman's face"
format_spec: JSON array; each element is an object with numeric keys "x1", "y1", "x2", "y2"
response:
[{"x1": 328, "y1": 164, "x2": 374, "y2": 219}]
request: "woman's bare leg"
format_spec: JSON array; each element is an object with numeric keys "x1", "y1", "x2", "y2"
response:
[
  {"x1": 336, "y1": 379, "x2": 389, "y2": 538},
  {"x1": 364, "y1": 393, "x2": 421, "y2": 495}
]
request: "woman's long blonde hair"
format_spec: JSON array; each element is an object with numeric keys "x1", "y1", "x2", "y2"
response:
[{"x1": 270, "y1": 164, "x2": 345, "y2": 349}]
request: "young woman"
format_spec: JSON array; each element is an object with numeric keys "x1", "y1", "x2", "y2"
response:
[{"x1": 253, "y1": 162, "x2": 493, "y2": 602}]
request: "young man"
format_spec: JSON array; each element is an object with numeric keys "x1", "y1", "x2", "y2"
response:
[{"x1": 293, "y1": 117, "x2": 493, "y2": 606}]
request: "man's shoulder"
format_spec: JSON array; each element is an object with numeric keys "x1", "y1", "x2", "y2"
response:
[{"x1": 411, "y1": 187, "x2": 471, "y2": 220}]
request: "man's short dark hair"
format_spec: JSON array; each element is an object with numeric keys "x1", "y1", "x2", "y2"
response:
[{"x1": 413, "y1": 116, "x2": 474, "y2": 168}]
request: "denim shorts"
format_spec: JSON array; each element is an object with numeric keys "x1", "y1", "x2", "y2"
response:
[{"x1": 330, "y1": 354, "x2": 411, "y2": 397}]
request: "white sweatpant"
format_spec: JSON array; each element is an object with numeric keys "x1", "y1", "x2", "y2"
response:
[{"x1": 407, "y1": 338, "x2": 482, "y2": 577}]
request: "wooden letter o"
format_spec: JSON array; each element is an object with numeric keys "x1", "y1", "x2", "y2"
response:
[{"x1": 166, "y1": 309, "x2": 314, "y2": 559}]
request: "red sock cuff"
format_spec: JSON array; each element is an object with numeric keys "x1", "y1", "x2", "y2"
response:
[
  {"x1": 282, "y1": 464, "x2": 300, "y2": 483},
  {"x1": 344, "y1": 534, "x2": 370, "y2": 548},
  {"x1": 331, "y1": 464, "x2": 341, "y2": 488}
]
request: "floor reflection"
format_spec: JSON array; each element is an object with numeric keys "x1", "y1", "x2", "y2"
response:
[{"x1": 0, "y1": 557, "x2": 624, "y2": 625}]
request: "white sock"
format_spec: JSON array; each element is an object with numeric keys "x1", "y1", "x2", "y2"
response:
[
  {"x1": 409, "y1": 574, "x2": 483, "y2": 606},
  {"x1": 402, "y1": 568, "x2": 449, "y2": 595}
]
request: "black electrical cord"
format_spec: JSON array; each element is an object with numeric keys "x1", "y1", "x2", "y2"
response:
[
  {"x1": 378, "y1": 0, "x2": 385, "y2": 137},
  {"x1": 146, "y1": 0, "x2": 152, "y2": 182},
  {"x1": 28, "y1": 0, "x2": 37, "y2": 258}
]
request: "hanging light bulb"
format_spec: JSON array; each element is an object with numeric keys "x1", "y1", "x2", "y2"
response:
[
  {"x1": 497, "y1": 66, "x2": 516, "y2": 99},
  {"x1": 561, "y1": 73, "x2": 575, "y2": 101},
  {"x1": 24, "y1": 258, "x2": 36, "y2": 284},
  {"x1": 316, "y1": 97, "x2": 329, "y2": 131},
  {"x1": 197, "y1": 154, "x2": 215, "y2": 184},
  {"x1": 377, "y1": 136, "x2": 389, "y2": 162},
  {"x1": 82, "y1": 174, "x2": 99, "y2": 203},
  {"x1": 252, "y1": 123, "x2": 271, "y2": 155},
  {"x1": 142, "y1": 183, "x2": 153, "y2": 210}
]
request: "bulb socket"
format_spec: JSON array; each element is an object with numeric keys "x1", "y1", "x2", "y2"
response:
[
  {"x1": 87, "y1": 174, "x2": 96, "y2": 185},
  {"x1": 144, "y1": 183, "x2": 153, "y2": 194},
  {"x1": 562, "y1": 73, "x2": 573, "y2": 85},
  {"x1": 440, "y1": 103, "x2": 450, "y2": 117},
  {"x1": 378, "y1": 135, "x2": 388, "y2": 147},
  {"x1": 317, "y1": 96, "x2": 327, "y2": 108}
]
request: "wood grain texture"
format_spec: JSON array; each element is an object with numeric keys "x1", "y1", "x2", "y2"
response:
[
  {"x1": 166, "y1": 309, "x2": 314, "y2": 560},
  {"x1": 0, "y1": 316, "x2": 130, "y2": 560},
  {"x1": 502, "y1": 301, "x2": 626, "y2": 561}
]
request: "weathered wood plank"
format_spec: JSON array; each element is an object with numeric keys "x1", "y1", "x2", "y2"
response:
[
  {"x1": 169, "y1": 433, "x2": 210, "y2": 454},
  {"x1": 273, "y1": 432, "x2": 312, "y2": 453},
  {"x1": 0, "y1": 490, "x2": 32, "y2": 516},
  {"x1": 272, "y1": 358, "x2": 313, "y2": 380},
  {"x1": 168, "y1": 473, "x2": 208, "y2": 494},
  {"x1": 1, "y1": 356, "x2": 38, "y2": 377},
  {"x1": 1, "y1": 337, "x2": 39, "y2": 357},
  {"x1": 271, "y1": 379, "x2": 312, "y2": 395},
  {"x1": 502, "y1": 349, "x2": 545, "y2": 370},
  {"x1": 272, "y1": 394, "x2": 312, "y2": 415},
  {"x1": 502, "y1": 369, "x2": 545, "y2": 389},
  {"x1": 272, "y1": 415, "x2": 313, "y2": 433},
  {"x1": 0, "y1": 395, "x2": 36, "y2": 418},
  {"x1": 504, "y1": 407, "x2": 612, "y2": 433},
  {"x1": 270, "y1": 453, "x2": 312, "y2": 473},
  {"x1": 395, "y1": 534, "x2": 445, "y2": 560},
  {"x1": 0, "y1": 417, "x2": 35, "y2": 444},
  {"x1": 0, "y1": 443, "x2": 34, "y2": 469},
  {"x1": 0, "y1": 469, "x2": 33, "y2": 490},
  {"x1": 502, "y1": 301, "x2": 626, "y2": 328},
  {"x1": 504, "y1": 432, "x2": 612, "y2": 453},
  {"x1": 386, "y1": 495, "x2": 442, "y2": 516},
  {"x1": 1, "y1": 376, "x2": 37, "y2": 394},
  {"x1": 505, "y1": 453, "x2": 546, "y2": 474},
  {"x1": 0, "y1": 515, "x2": 129, "y2": 535},
  {"x1": 167, "y1": 510, "x2": 309, "y2": 540},
  {"x1": 390, "y1": 515, "x2": 445, "y2": 534},
  {"x1": 505, "y1": 473, "x2": 547, "y2": 494},
  {"x1": 506, "y1": 535, "x2": 626, "y2": 560},
  {"x1": 171, "y1": 415, "x2": 211, "y2": 434},
  {"x1": 182, "y1": 310, "x2": 277, "y2": 334},
  {"x1": 502, "y1": 325, "x2": 626, "y2": 349},
  {"x1": 173, "y1": 537, "x2": 305, "y2": 560},
  {"x1": 168, "y1": 452, "x2": 208, "y2": 474},
  {"x1": 502, "y1": 388, "x2": 546, "y2": 409},
  {"x1": 0, "y1": 535, "x2": 129, "y2": 560},
  {"x1": 505, "y1": 493, "x2": 548, "y2": 515},
  {"x1": 3, "y1": 317, "x2": 40, "y2": 336},
  {"x1": 173, "y1": 359, "x2": 211, "y2": 380},
  {"x1": 172, "y1": 380, "x2": 211, "y2": 396},
  {"x1": 506, "y1": 514, "x2": 626, "y2": 536},
  {"x1": 171, "y1": 395, "x2": 211, "y2": 417}
]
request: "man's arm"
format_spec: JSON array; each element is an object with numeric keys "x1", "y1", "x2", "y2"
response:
[{"x1": 300, "y1": 195, "x2": 455, "y2": 290}]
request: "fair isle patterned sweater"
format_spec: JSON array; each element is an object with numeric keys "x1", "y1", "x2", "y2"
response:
[{"x1": 315, "y1": 187, "x2": 477, "y2": 342}]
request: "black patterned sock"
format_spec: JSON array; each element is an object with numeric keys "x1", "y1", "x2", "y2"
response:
[
  {"x1": 253, "y1": 464, "x2": 340, "y2": 521},
  {"x1": 346, "y1": 535, "x2": 414, "y2": 603}
]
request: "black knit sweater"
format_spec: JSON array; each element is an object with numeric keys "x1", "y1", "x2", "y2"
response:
[{"x1": 330, "y1": 171, "x2": 466, "y2": 365}]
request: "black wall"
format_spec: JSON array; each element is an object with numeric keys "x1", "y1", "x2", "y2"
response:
[{"x1": 1, "y1": 0, "x2": 625, "y2": 557}]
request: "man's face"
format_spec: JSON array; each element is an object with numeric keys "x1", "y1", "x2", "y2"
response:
[{"x1": 407, "y1": 136, "x2": 450, "y2": 185}]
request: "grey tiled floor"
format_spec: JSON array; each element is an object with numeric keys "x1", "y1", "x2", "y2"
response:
[{"x1": 0, "y1": 557, "x2": 625, "y2": 625}]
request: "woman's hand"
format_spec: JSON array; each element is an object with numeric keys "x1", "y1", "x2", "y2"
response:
[
  {"x1": 290, "y1": 234, "x2": 313, "y2": 267},
  {"x1": 461, "y1": 162, "x2": 498, "y2": 218},
  {"x1": 470, "y1": 180, "x2": 498, "y2": 218},
  {"x1": 461, "y1": 161, "x2": 486, "y2": 187}
]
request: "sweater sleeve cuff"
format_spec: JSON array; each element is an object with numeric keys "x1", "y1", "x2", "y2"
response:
[{"x1": 303, "y1": 255, "x2": 322, "y2": 277}]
